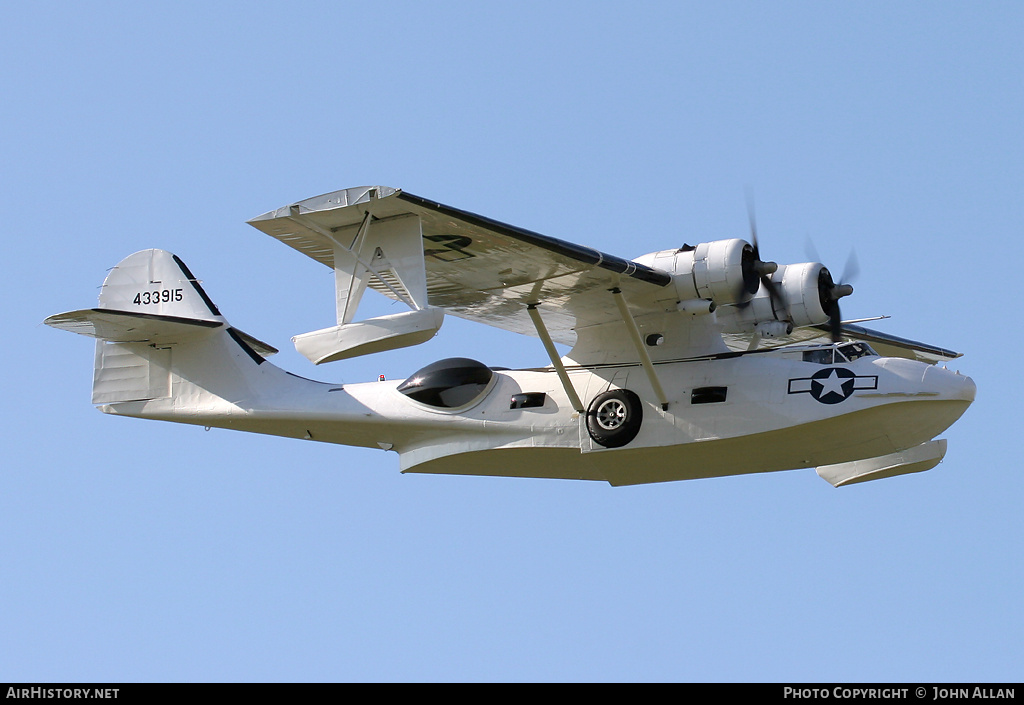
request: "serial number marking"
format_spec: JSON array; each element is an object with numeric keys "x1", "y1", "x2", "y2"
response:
[{"x1": 133, "y1": 288, "x2": 183, "y2": 305}]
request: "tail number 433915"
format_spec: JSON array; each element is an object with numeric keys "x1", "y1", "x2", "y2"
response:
[{"x1": 133, "y1": 288, "x2": 184, "y2": 305}]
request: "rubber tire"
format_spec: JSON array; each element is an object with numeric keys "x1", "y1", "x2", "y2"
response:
[{"x1": 586, "y1": 389, "x2": 643, "y2": 449}]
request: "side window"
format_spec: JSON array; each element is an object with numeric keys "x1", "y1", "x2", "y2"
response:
[
  {"x1": 691, "y1": 386, "x2": 728, "y2": 404},
  {"x1": 510, "y1": 392, "x2": 546, "y2": 409},
  {"x1": 802, "y1": 348, "x2": 834, "y2": 365}
]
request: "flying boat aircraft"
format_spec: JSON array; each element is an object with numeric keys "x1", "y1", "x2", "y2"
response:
[{"x1": 45, "y1": 186, "x2": 975, "y2": 486}]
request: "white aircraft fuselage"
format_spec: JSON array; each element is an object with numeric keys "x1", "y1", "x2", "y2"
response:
[{"x1": 94, "y1": 327, "x2": 973, "y2": 486}]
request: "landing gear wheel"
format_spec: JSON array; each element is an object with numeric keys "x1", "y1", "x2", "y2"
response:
[{"x1": 586, "y1": 389, "x2": 643, "y2": 448}]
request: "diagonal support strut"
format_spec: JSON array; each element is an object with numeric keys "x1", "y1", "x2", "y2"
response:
[
  {"x1": 526, "y1": 304, "x2": 584, "y2": 413},
  {"x1": 611, "y1": 288, "x2": 669, "y2": 410}
]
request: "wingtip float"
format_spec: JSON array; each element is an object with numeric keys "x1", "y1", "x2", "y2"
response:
[{"x1": 46, "y1": 186, "x2": 974, "y2": 487}]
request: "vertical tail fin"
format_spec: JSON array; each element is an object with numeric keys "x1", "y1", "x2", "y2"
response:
[
  {"x1": 45, "y1": 249, "x2": 225, "y2": 339},
  {"x1": 45, "y1": 249, "x2": 278, "y2": 406},
  {"x1": 95, "y1": 248, "x2": 222, "y2": 321}
]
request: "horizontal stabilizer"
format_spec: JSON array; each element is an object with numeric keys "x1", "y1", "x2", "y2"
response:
[
  {"x1": 45, "y1": 308, "x2": 222, "y2": 344},
  {"x1": 816, "y1": 439, "x2": 946, "y2": 487}
]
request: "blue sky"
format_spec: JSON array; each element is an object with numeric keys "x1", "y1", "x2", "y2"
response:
[{"x1": 2, "y1": 1, "x2": 1021, "y2": 682}]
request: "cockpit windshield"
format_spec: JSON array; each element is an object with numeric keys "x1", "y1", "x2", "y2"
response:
[
  {"x1": 837, "y1": 342, "x2": 877, "y2": 361},
  {"x1": 802, "y1": 342, "x2": 878, "y2": 364}
]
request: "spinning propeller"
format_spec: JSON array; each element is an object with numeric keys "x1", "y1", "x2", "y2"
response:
[
  {"x1": 741, "y1": 193, "x2": 783, "y2": 313},
  {"x1": 818, "y1": 251, "x2": 857, "y2": 343},
  {"x1": 744, "y1": 193, "x2": 857, "y2": 344},
  {"x1": 805, "y1": 236, "x2": 858, "y2": 342}
]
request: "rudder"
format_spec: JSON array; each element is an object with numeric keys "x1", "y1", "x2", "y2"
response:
[{"x1": 45, "y1": 249, "x2": 278, "y2": 405}]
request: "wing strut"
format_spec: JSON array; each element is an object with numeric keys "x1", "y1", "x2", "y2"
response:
[
  {"x1": 527, "y1": 304, "x2": 584, "y2": 413},
  {"x1": 611, "y1": 288, "x2": 669, "y2": 410}
]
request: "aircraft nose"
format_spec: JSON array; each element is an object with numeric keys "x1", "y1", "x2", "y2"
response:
[
  {"x1": 957, "y1": 373, "x2": 976, "y2": 403},
  {"x1": 926, "y1": 365, "x2": 976, "y2": 403}
]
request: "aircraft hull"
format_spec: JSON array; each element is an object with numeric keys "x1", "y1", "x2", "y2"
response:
[
  {"x1": 99, "y1": 340, "x2": 974, "y2": 486},
  {"x1": 403, "y1": 398, "x2": 972, "y2": 485}
]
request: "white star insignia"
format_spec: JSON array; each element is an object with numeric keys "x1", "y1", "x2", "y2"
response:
[{"x1": 815, "y1": 370, "x2": 849, "y2": 400}]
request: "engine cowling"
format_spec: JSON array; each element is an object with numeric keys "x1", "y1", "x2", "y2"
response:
[
  {"x1": 634, "y1": 239, "x2": 760, "y2": 306},
  {"x1": 724, "y1": 262, "x2": 838, "y2": 331},
  {"x1": 776, "y1": 262, "x2": 832, "y2": 327}
]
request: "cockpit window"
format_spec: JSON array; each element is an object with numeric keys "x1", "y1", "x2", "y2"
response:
[
  {"x1": 837, "y1": 342, "x2": 878, "y2": 361},
  {"x1": 397, "y1": 357, "x2": 494, "y2": 409},
  {"x1": 802, "y1": 348, "x2": 835, "y2": 365},
  {"x1": 803, "y1": 343, "x2": 878, "y2": 364}
]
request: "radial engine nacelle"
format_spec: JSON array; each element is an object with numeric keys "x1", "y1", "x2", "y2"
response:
[
  {"x1": 634, "y1": 239, "x2": 773, "y2": 307},
  {"x1": 725, "y1": 261, "x2": 851, "y2": 331}
]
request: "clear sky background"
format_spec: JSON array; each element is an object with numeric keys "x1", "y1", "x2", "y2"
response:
[{"x1": 2, "y1": 1, "x2": 1021, "y2": 682}]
